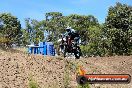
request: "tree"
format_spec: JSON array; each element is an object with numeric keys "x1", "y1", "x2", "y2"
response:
[
  {"x1": 80, "y1": 25, "x2": 106, "y2": 57},
  {"x1": 106, "y1": 2, "x2": 132, "y2": 31},
  {"x1": 45, "y1": 12, "x2": 66, "y2": 42},
  {"x1": 66, "y1": 14, "x2": 99, "y2": 44},
  {"x1": 31, "y1": 19, "x2": 44, "y2": 45},
  {"x1": 105, "y1": 2, "x2": 132, "y2": 55},
  {"x1": 0, "y1": 13, "x2": 21, "y2": 47},
  {"x1": 22, "y1": 18, "x2": 45, "y2": 46}
]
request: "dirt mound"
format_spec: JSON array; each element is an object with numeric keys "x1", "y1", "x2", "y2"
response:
[{"x1": 0, "y1": 49, "x2": 132, "y2": 88}]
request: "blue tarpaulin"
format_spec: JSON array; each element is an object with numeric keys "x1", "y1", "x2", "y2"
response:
[{"x1": 27, "y1": 42, "x2": 55, "y2": 56}]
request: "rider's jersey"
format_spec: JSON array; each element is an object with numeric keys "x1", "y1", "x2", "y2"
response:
[{"x1": 64, "y1": 29, "x2": 80, "y2": 46}]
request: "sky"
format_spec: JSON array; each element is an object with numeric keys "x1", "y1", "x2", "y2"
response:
[{"x1": 0, "y1": 0, "x2": 131, "y2": 28}]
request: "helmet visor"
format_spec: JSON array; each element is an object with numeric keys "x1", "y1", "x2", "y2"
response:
[{"x1": 66, "y1": 29, "x2": 70, "y2": 32}]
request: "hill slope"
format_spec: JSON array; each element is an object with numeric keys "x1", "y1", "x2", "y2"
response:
[{"x1": 0, "y1": 49, "x2": 132, "y2": 88}]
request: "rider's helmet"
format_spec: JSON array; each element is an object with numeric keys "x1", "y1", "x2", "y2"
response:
[
  {"x1": 71, "y1": 29, "x2": 76, "y2": 33},
  {"x1": 66, "y1": 26, "x2": 72, "y2": 33}
]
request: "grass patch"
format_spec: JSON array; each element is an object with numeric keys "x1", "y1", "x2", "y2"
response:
[
  {"x1": 29, "y1": 80, "x2": 39, "y2": 88},
  {"x1": 28, "y1": 74, "x2": 39, "y2": 88},
  {"x1": 63, "y1": 60, "x2": 71, "y2": 88},
  {"x1": 77, "y1": 83, "x2": 90, "y2": 88}
]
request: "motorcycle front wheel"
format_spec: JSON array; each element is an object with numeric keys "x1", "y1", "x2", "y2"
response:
[{"x1": 74, "y1": 46, "x2": 81, "y2": 59}]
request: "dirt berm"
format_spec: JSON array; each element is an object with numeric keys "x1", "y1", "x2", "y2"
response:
[{"x1": 0, "y1": 48, "x2": 132, "y2": 88}]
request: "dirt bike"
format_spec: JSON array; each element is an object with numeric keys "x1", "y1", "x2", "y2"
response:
[{"x1": 63, "y1": 35, "x2": 82, "y2": 59}]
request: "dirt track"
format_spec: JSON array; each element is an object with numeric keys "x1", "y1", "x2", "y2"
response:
[{"x1": 0, "y1": 48, "x2": 132, "y2": 88}]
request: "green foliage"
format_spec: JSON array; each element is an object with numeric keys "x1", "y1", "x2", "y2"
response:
[
  {"x1": 0, "y1": 13, "x2": 22, "y2": 46},
  {"x1": 29, "y1": 80, "x2": 38, "y2": 88},
  {"x1": 21, "y1": 12, "x2": 98, "y2": 47},
  {"x1": 63, "y1": 60, "x2": 71, "y2": 88},
  {"x1": 77, "y1": 84, "x2": 90, "y2": 88},
  {"x1": 104, "y1": 2, "x2": 132, "y2": 55},
  {"x1": 103, "y1": 28, "x2": 132, "y2": 55},
  {"x1": 22, "y1": 18, "x2": 44, "y2": 45},
  {"x1": 106, "y1": 2, "x2": 132, "y2": 31},
  {"x1": 28, "y1": 75, "x2": 39, "y2": 88},
  {"x1": 23, "y1": 2, "x2": 131, "y2": 56},
  {"x1": 81, "y1": 2, "x2": 132, "y2": 56},
  {"x1": 67, "y1": 14, "x2": 99, "y2": 44},
  {"x1": 80, "y1": 25, "x2": 106, "y2": 57},
  {"x1": 43, "y1": 12, "x2": 99, "y2": 44},
  {"x1": 0, "y1": 37, "x2": 11, "y2": 43}
]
